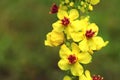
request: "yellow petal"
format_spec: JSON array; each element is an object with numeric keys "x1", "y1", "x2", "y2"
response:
[
  {"x1": 78, "y1": 52, "x2": 92, "y2": 64},
  {"x1": 57, "y1": 10, "x2": 68, "y2": 19},
  {"x1": 93, "y1": 36, "x2": 109, "y2": 50},
  {"x1": 45, "y1": 32, "x2": 52, "y2": 46},
  {"x1": 85, "y1": 70, "x2": 92, "y2": 80},
  {"x1": 71, "y1": 43, "x2": 80, "y2": 54},
  {"x1": 59, "y1": 44, "x2": 72, "y2": 58},
  {"x1": 79, "y1": 18, "x2": 89, "y2": 29},
  {"x1": 79, "y1": 70, "x2": 92, "y2": 80},
  {"x1": 88, "y1": 38, "x2": 96, "y2": 50},
  {"x1": 71, "y1": 62, "x2": 83, "y2": 76},
  {"x1": 79, "y1": 39, "x2": 89, "y2": 52},
  {"x1": 45, "y1": 40, "x2": 53, "y2": 47},
  {"x1": 69, "y1": 9, "x2": 79, "y2": 20},
  {"x1": 58, "y1": 59, "x2": 70, "y2": 70},
  {"x1": 45, "y1": 31, "x2": 64, "y2": 47},
  {"x1": 52, "y1": 21, "x2": 64, "y2": 32},
  {"x1": 64, "y1": 26, "x2": 73, "y2": 39},
  {"x1": 71, "y1": 20, "x2": 85, "y2": 32},
  {"x1": 71, "y1": 32, "x2": 84, "y2": 42},
  {"x1": 79, "y1": 74, "x2": 86, "y2": 80},
  {"x1": 90, "y1": 0, "x2": 100, "y2": 5}
]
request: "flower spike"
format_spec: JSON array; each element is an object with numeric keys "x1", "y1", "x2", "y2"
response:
[{"x1": 44, "y1": 0, "x2": 108, "y2": 80}]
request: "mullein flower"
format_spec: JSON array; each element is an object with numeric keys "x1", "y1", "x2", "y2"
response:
[
  {"x1": 79, "y1": 70, "x2": 92, "y2": 80},
  {"x1": 45, "y1": 30, "x2": 64, "y2": 47},
  {"x1": 45, "y1": 0, "x2": 108, "y2": 79},
  {"x1": 79, "y1": 70, "x2": 104, "y2": 80},
  {"x1": 79, "y1": 23, "x2": 108, "y2": 53},
  {"x1": 52, "y1": 9, "x2": 79, "y2": 39},
  {"x1": 70, "y1": 16, "x2": 90, "y2": 42},
  {"x1": 49, "y1": 3, "x2": 59, "y2": 14},
  {"x1": 58, "y1": 43, "x2": 92, "y2": 76},
  {"x1": 88, "y1": 0, "x2": 100, "y2": 5}
]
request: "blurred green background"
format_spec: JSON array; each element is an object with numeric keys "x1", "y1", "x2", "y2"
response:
[{"x1": 0, "y1": 0, "x2": 120, "y2": 80}]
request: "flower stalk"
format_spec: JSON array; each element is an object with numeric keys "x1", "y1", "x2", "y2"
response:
[{"x1": 44, "y1": 0, "x2": 108, "y2": 80}]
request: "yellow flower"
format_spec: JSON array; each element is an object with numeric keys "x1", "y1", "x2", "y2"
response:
[
  {"x1": 63, "y1": 75, "x2": 72, "y2": 80},
  {"x1": 79, "y1": 70, "x2": 92, "y2": 80},
  {"x1": 45, "y1": 30, "x2": 64, "y2": 47},
  {"x1": 58, "y1": 43, "x2": 92, "y2": 76},
  {"x1": 80, "y1": 70, "x2": 104, "y2": 80},
  {"x1": 52, "y1": 9, "x2": 79, "y2": 39},
  {"x1": 70, "y1": 17, "x2": 89, "y2": 42},
  {"x1": 89, "y1": 0, "x2": 100, "y2": 5},
  {"x1": 79, "y1": 23, "x2": 109, "y2": 53}
]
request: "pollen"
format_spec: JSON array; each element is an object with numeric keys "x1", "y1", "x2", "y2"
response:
[
  {"x1": 61, "y1": 17, "x2": 70, "y2": 26},
  {"x1": 85, "y1": 29, "x2": 95, "y2": 38},
  {"x1": 68, "y1": 54, "x2": 77, "y2": 64},
  {"x1": 92, "y1": 75, "x2": 104, "y2": 80}
]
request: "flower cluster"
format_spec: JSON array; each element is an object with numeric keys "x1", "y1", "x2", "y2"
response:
[{"x1": 45, "y1": 0, "x2": 108, "y2": 80}]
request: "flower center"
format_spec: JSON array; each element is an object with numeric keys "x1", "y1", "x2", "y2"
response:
[
  {"x1": 85, "y1": 29, "x2": 95, "y2": 38},
  {"x1": 61, "y1": 17, "x2": 70, "y2": 26},
  {"x1": 49, "y1": 3, "x2": 58, "y2": 14},
  {"x1": 68, "y1": 54, "x2": 77, "y2": 64},
  {"x1": 92, "y1": 75, "x2": 103, "y2": 80}
]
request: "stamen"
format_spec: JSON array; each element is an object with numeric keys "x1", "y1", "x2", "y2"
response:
[
  {"x1": 92, "y1": 75, "x2": 104, "y2": 80},
  {"x1": 68, "y1": 54, "x2": 77, "y2": 64},
  {"x1": 85, "y1": 29, "x2": 95, "y2": 38},
  {"x1": 61, "y1": 17, "x2": 70, "y2": 26}
]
